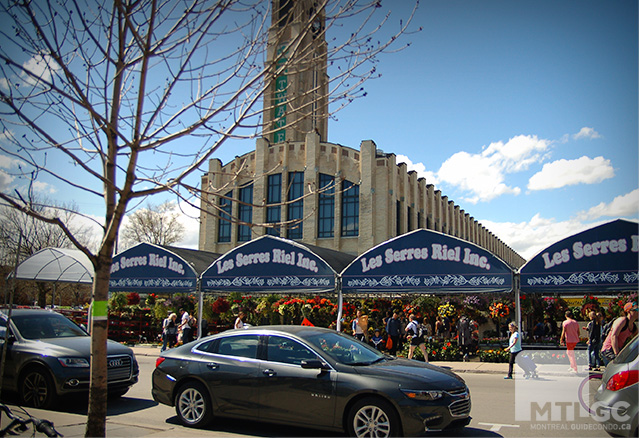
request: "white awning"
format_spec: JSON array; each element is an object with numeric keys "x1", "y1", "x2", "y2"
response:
[{"x1": 12, "y1": 247, "x2": 94, "y2": 284}]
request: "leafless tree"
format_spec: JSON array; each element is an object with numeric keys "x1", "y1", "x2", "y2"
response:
[
  {"x1": 120, "y1": 201, "x2": 185, "y2": 249},
  {"x1": 0, "y1": 195, "x2": 94, "y2": 306},
  {"x1": 0, "y1": 0, "x2": 417, "y2": 435}
]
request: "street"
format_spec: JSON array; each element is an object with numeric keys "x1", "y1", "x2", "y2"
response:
[{"x1": 3, "y1": 353, "x2": 610, "y2": 437}]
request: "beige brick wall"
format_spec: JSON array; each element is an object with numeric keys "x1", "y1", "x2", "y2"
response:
[{"x1": 199, "y1": 135, "x2": 526, "y2": 268}]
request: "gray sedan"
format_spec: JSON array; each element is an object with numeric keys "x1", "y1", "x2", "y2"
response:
[
  {"x1": 152, "y1": 325, "x2": 471, "y2": 437},
  {"x1": 594, "y1": 334, "x2": 638, "y2": 437}
]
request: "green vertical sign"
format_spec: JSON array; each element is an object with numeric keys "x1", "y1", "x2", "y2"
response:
[{"x1": 274, "y1": 44, "x2": 288, "y2": 142}]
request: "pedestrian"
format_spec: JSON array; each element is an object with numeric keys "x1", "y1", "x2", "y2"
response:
[
  {"x1": 351, "y1": 309, "x2": 368, "y2": 342},
  {"x1": 457, "y1": 315, "x2": 472, "y2": 361},
  {"x1": 442, "y1": 315, "x2": 451, "y2": 339},
  {"x1": 385, "y1": 311, "x2": 401, "y2": 355},
  {"x1": 504, "y1": 322, "x2": 522, "y2": 379},
  {"x1": 600, "y1": 302, "x2": 638, "y2": 364},
  {"x1": 405, "y1": 314, "x2": 428, "y2": 362},
  {"x1": 200, "y1": 318, "x2": 209, "y2": 337},
  {"x1": 235, "y1": 311, "x2": 246, "y2": 329},
  {"x1": 559, "y1": 310, "x2": 580, "y2": 373},
  {"x1": 435, "y1": 316, "x2": 443, "y2": 339},
  {"x1": 586, "y1": 310, "x2": 602, "y2": 371},
  {"x1": 161, "y1": 313, "x2": 178, "y2": 351},
  {"x1": 371, "y1": 329, "x2": 384, "y2": 351},
  {"x1": 179, "y1": 308, "x2": 193, "y2": 344}
]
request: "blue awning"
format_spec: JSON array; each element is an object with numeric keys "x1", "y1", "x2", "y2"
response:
[
  {"x1": 201, "y1": 235, "x2": 351, "y2": 293},
  {"x1": 341, "y1": 229, "x2": 513, "y2": 294},
  {"x1": 519, "y1": 219, "x2": 639, "y2": 293},
  {"x1": 109, "y1": 243, "x2": 219, "y2": 292}
]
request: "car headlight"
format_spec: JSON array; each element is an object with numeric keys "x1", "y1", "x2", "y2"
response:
[
  {"x1": 58, "y1": 358, "x2": 90, "y2": 368},
  {"x1": 401, "y1": 389, "x2": 444, "y2": 401}
]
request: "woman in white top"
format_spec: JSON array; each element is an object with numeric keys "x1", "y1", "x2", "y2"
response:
[{"x1": 235, "y1": 311, "x2": 246, "y2": 329}]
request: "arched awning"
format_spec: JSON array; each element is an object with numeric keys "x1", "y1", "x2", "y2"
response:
[
  {"x1": 201, "y1": 235, "x2": 354, "y2": 294},
  {"x1": 519, "y1": 219, "x2": 639, "y2": 293},
  {"x1": 11, "y1": 247, "x2": 94, "y2": 284},
  {"x1": 341, "y1": 229, "x2": 513, "y2": 294},
  {"x1": 109, "y1": 243, "x2": 220, "y2": 292}
]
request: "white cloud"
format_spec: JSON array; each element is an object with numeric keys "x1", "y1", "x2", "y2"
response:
[
  {"x1": 399, "y1": 135, "x2": 552, "y2": 204},
  {"x1": 482, "y1": 214, "x2": 607, "y2": 261},
  {"x1": 0, "y1": 154, "x2": 20, "y2": 169},
  {"x1": 438, "y1": 135, "x2": 550, "y2": 203},
  {"x1": 32, "y1": 180, "x2": 57, "y2": 194},
  {"x1": 527, "y1": 156, "x2": 614, "y2": 191},
  {"x1": 396, "y1": 155, "x2": 439, "y2": 185},
  {"x1": 21, "y1": 54, "x2": 58, "y2": 87},
  {"x1": 175, "y1": 200, "x2": 201, "y2": 249},
  {"x1": 576, "y1": 189, "x2": 639, "y2": 221},
  {"x1": 0, "y1": 169, "x2": 14, "y2": 190},
  {"x1": 573, "y1": 127, "x2": 602, "y2": 140}
]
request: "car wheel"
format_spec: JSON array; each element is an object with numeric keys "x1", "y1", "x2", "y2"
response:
[
  {"x1": 347, "y1": 397, "x2": 400, "y2": 438},
  {"x1": 19, "y1": 367, "x2": 56, "y2": 409},
  {"x1": 175, "y1": 381, "x2": 213, "y2": 428}
]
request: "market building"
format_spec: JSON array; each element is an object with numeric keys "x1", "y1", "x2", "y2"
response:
[{"x1": 198, "y1": 0, "x2": 525, "y2": 270}]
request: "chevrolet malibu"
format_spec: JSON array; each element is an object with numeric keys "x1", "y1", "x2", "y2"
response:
[
  {"x1": 0, "y1": 309, "x2": 139, "y2": 408},
  {"x1": 152, "y1": 325, "x2": 471, "y2": 437}
]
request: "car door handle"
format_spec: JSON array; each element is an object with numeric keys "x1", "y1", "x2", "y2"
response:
[
  {"x1": 263, "y1": 369, "x2": 276, "y2": 377},
  {"x1": 206, "y1": 363, "x2": 219, "y2": 370}
]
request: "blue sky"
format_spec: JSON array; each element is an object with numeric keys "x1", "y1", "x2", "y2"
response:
[
  {"x1": 1, "y1": 0, "x2": 637, "y2": 261},
  {"x1": 325, "y1": 0, "x2": 638, "y2": 259}
]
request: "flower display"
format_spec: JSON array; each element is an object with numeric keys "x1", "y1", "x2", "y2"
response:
[
  {"x1": 489, "y1": 301, "x2": 510, "y2": 318},
  {"x1": 438, "y1": 303, "x2": 456, "y2": 318}
]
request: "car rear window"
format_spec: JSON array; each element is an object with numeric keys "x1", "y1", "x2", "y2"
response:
[
  {"x1": 614, "y1": 335, "x2": 637, "y2": 364},
  {"x1": 217, "y1": 335, "x2": 259, "y2": 359}
]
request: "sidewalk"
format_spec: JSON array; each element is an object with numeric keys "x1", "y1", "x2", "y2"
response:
[{"x1": 132, "y1": 344, "x2": 509, "y2": 375}]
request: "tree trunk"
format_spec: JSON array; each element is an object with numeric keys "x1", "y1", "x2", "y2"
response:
[{"x1": 85, "y1": 261, "x2": 110, "y2": 437}]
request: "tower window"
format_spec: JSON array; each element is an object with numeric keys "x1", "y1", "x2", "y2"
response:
[
  {"x1": 318, "y1": 174, "x2": 335, "y2": 238},
  {"x1": 266, "y1": 174, "x2": 282, "y2": 236},
  {"x1": 277, "y1": 0, "x2": 293, "y2": 27},
  {"x1": 237, "y1": 184, "x2": 253, "y2": 242},
  {"x1": 217, "y1": 190, "x2": 233, "y2": 243},
  {"x1": 341, "y1": 180, "x2": 359, "y2": 237},
  {"x1": 287, "y1": 172, "x2": 304, "y2": 239}
]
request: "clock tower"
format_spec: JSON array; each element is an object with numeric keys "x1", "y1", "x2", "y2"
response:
[{"x1": 264, "y1": 0, "x2": 328, "y2": 143}]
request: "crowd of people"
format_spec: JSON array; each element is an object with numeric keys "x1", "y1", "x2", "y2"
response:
[
  {"x1": 158, "y1": 300, "x2": 638, "y2": 370},
  {"x1": 160, "y1": 308, "x2": 204, "y2": 352},
  {"x1": 350, "y1": 309, "x2": 480, "y2": 363},
  {"x1": 503, "y1": 301, "x2": 637, "y2": 379}
]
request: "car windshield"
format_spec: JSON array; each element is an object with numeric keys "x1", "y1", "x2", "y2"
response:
[
  {"x1": 305, "y1": 331, "x2": 386, "y2": 366},
  {"x1": 12, "y1": 313, "x2": 88, "y2": 339}
]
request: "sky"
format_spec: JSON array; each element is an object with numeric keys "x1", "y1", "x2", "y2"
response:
[
  {"x1": 326, "y1": 0, "x2": 639, "y2": 260},
  {"x1": 1, "y1": 0, "x2": 637, "y2": 262}
]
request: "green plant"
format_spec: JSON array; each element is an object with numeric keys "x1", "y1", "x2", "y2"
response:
[
  {"x1": 479, "y1": 348, "x2": 509, "y2": 363},
  {"x1": 109, "y1": 292, "x2": 128, "y2": 310}
]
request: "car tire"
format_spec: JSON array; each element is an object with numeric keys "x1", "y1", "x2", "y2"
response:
[
  {"x1": 175, "y1": 381, "x2": 213, "y2": 428},
  {"x1": 347, "y1": 396, "x2": 400, "y2": 438},
  {"x1": 19, "y1": 366, "x2": 57, "y2": 409}
]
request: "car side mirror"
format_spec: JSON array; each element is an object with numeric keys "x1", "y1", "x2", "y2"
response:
[{"x1": 301, "y1": 359, "x2": 328, "y2": 370}]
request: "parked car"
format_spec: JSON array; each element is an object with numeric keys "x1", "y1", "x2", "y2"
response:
[
  {"x1": 152, "y1": 325, "x2": 471, "y2": 437},
  {"x1": 0, "y1": 308, "x2": 139, "y2": 409},
  {"x1": 594, "y1": 334, "x2": 638, "y2": 437}
]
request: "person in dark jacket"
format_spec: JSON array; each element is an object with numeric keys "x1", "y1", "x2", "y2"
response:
[
  {"x1": 385, "y1": 311, "x2": 401, "y2": 355},
  {"x1": 586, "y1": 310, "x2": 602, "y2": 371}
]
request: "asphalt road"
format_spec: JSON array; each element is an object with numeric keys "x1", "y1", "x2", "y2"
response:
[{"x1": 1, "y1": 355, "x2": 610, "y2": 437}]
